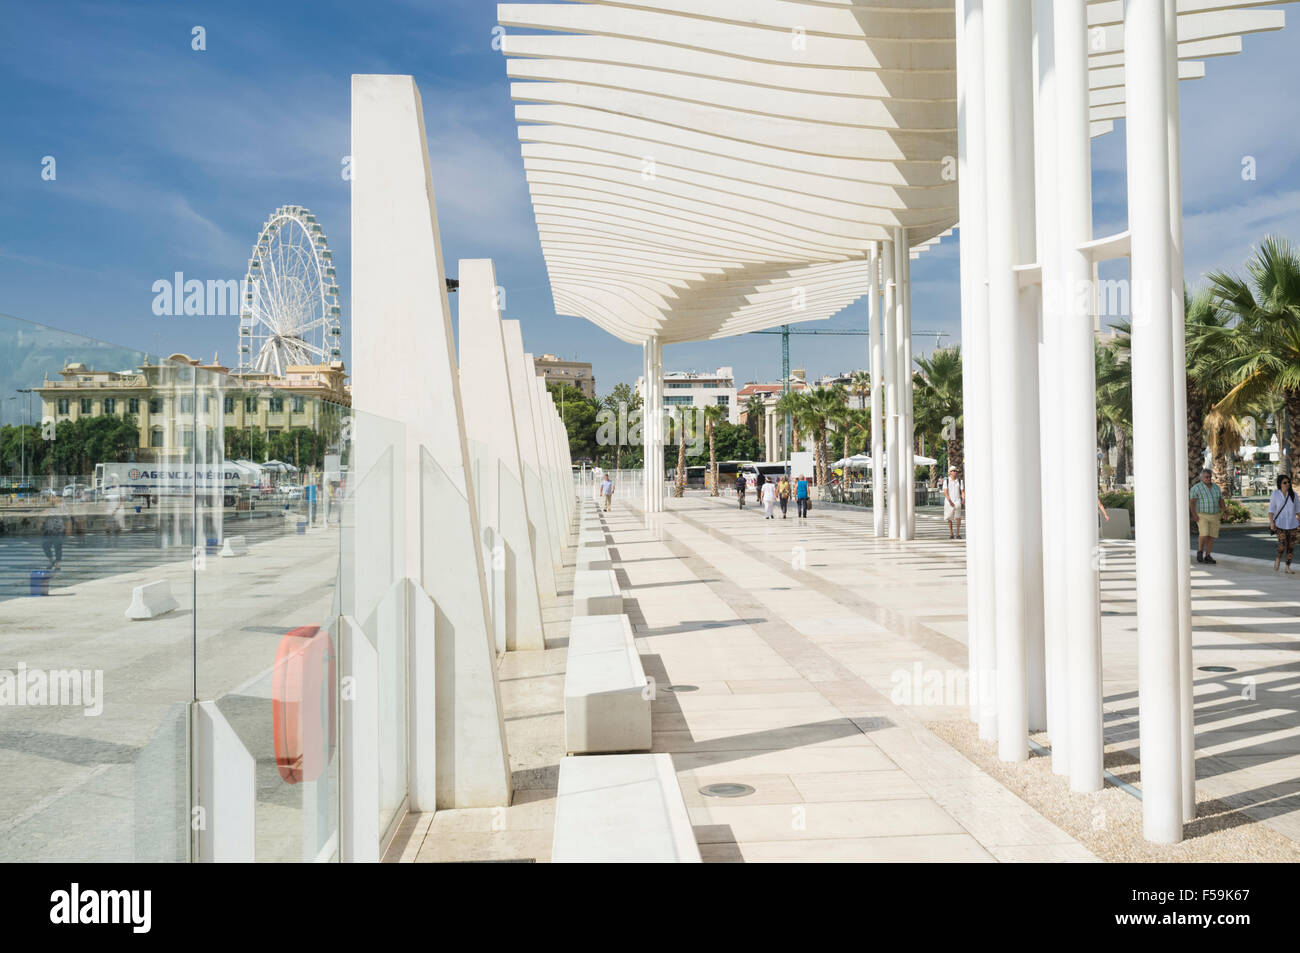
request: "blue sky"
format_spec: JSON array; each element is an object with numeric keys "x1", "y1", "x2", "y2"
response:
[{"x1": 2, "y1": 1, "x2": 1299, "y2": 397}]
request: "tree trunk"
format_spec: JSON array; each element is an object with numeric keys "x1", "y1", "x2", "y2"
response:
[
  {"x1": 948, "y1": 426, "x2": 964, "y2": 478},
  {"x1": 1186, "y1": 383, "x2": 1204, "y2": 483},
  {"x1": 1114, "y1": 427, "x2": 1129, "y2": 487},
  {"x1": 1286, "y1": 391, "x2": 1300, "y2": 478},
  {"x1": 708, "y1": 422, "x2": 718, "y2": 497},
  {"x1": 1212, "y1": 452, "x2": 1232, "y2": 498},
  {"x1": 674, "y1": 417, "x2": 687, "y2": 498}
]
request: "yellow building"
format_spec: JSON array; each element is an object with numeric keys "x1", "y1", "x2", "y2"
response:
[{"x1": 37, "y1": 353, "x2": 350, "y2": 462}]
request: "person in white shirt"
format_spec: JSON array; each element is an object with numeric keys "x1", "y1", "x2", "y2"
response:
[
  {"x1": 1269, "y1": 474, "x2": 1299, "y2": 573},
  {"x1": 944, "y1": 465, "x2": 965, "y2": 540},
  {"x1": 761, "y1": 478, "x2": 777, "y2": 519},
  {"x1": 600, "y1": 475, "x2": 614, "y2": 512}
]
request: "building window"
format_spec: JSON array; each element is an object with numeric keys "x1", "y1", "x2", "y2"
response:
[
  {"x1": 269, "y1": 397, "x2": 284, "y2": 413},
  {"x1": 150, "y1": 427, "x2": 164, "y2": 448},
  {"x1": 149, "y1": 398, "x2": 163, "y2": 414},
  {"x1": 244, "y1": 396, "x2": 257, "y2": 413},
  {"x1": 181, "y1": 429, "x2": 194, "y2": 449},
  {"x1": 179, "y1": 395, "x2": 194, "y2": 414},
  {"x1": 57, "y1": 398, "x2": 69, "y2": 416},
  {"x1": 715, "y1": 396, "x2": 729, "y2": 406},
  {"x1": 79, "y1": 398, "x2": 92, "y2": 414},
  {"x1": 128, "y1": 398, "x2": 139, "y2": 414},
  {"x1": 665, "y1": 382, "x2": 693, "y2": 389},
  {"x1": 103, "y1": 398, "x2": 116, "y2": 414},
  {"x1": 291, "y1": 396, "x2": 305, "y2": 413},
  {"x1": 267, "y1": 428, "x2": 281, "y2": 438},
  {"x1": 664, "y1": 395, "x2": 693, "y2": 406},
  {"x1": 224, "y1": 396, "x2": 235, "y2": 414}
]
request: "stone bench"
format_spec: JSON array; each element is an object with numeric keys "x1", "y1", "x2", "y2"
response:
[
  {"x1": 564, "y1": 614, "x2": 649, "y2": 754},
  {"x1": 573, "y1": 569, "x2": 622, "y2": 616},
  {"x1": 576, "y1": 544, "x2": 613, "y2": 571},
  {"x1": 219, "y1": 535, "x2": 249, "y2": 557},
  {"x1": 125, "y1": 580, "x2": 179, "y2": 620},
  {"x1": 1101, "y1": 507, "x2": 1132, "y2": 540},
  {"x1": 578, "y1": 527, "x2": 606, "y2": 549},
  {"x1": 552, "y1": 753, "x2": 701, "y2": 863}
]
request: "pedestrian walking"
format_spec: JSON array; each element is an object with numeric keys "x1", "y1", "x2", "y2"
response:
[
  {"x1": 1190, "y1": 467, "x2": 1223, "y2": 565},
  {"x1": 735, "y1": 472, "x2": 747, "y2": 509},
  {"x1": 1269, "y1": 474, "x2": 1299, "y2": 574},
  {"x1": 600, "y1": 474, "x2": 615, "y2": 512},
  {"x1": 761, "y1": 478, "x2": 777, "y2": 519},
  {"x1": 41, "y1": 493, "x2": 67, "y2": 570},
  {"x1": 777, "y1": 475, "x2": 790, "y2": 518},
  {"x1": 795, "y1": 474, "x2": 810, "y2": 518},
  {"x1": 944, "y1": 465, "x2": 965, "y2": 539}
]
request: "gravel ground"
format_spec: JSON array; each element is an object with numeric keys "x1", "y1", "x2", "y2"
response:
[{"x1": 929, "y1": 720, "x2": 1300, "y2": 862}]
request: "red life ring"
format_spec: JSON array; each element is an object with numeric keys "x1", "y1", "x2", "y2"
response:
[{"x1": 271, "y1": 625, "x2": 337, "y2": 784}]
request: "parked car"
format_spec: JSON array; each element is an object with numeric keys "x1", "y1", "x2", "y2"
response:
[{"x1": 61, "y1": 483, "x2": 92, "y2": 501}]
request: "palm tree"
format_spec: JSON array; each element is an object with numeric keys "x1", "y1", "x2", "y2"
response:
[
  {"x1": 672, "y1": 405, "x2": 691, "y2": 498},
  {"x1": 806, "y1": 386, "x2": 848, "y2": 486},
  {"x1": 744, "y1": 393, "x2": 766, "y2": 458},
  {"x1": 774, "y1": 390, "x2": 810, "y2": 457},
  {"x1": 703, "y1": 403, "x2": 727, "y2": 496},
  {"x1": 848, "y1": 370, "x2": 871, "y2": 411},
  {"x1": 1203, "y1": 405, "x2": 1243, "y2": 493},
  {"x1": 1208, "y1": 236, "x2": 1300, "y2": 476},
  {"x1": 1095, "y1": 341, "x2": 1132, "y2": 487},
  {"x1": 913, "y1": 348, "x2": 964, "y2": 479}
]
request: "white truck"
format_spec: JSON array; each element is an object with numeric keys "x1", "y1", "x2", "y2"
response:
[{"x1": 93, "y1": 462, "x2": 255, "y2": 508}]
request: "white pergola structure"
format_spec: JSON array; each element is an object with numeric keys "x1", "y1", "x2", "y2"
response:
[{"x1": 497, "y1": 0, "x2": 1292, "y2": 843}]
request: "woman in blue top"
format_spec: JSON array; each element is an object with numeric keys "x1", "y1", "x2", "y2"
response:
[{"x1": 795, "y1": 474, "x2": 810, "y2": 519}]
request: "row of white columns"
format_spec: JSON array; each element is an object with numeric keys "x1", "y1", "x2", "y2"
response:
[
  {"x1": 956, "y1": 1, "x2": 1194, "y2": 842},
  {"x1": 347, "y1": 75, "x2": 578, "y2": 861},
  {"x1": 868, "y1": 233, "x2": 915, "y2": 542}
]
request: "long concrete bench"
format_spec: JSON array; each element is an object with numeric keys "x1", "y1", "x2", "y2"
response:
[
  {"x1": 576, "y1": 543, "x2": 613, "y2": 571},
  {"x1": 573, "y1": 569, "x2": 622, "y2": 616},
  {"x1": 125, "y1": 580, "x2": 179, "y2": 620},
  {"x1": 219, "y1": 535, "x2": 248, "y2": 557},
  {"x1": 552, "y1": 753, "x2": 701, "y2": 863},
  {"x1": 564, "y1": 614, "x2": 650, "y2": 754},
  {"x1": 578, "y1": 527, "x2": 606, "y2": 549}
]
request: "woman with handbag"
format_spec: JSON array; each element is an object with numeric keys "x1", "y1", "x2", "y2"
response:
[{"x1": 1269, "y1": 474, "x2": 1299, "y2": 573}]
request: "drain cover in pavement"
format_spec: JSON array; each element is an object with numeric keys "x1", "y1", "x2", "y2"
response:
[
  {"x1": 663, "y1": 684, "x2": 699, "y2": 693},
  {"x1": 1198, "y1": 665, "x2": 1237, "y2": 673},
  {"x1": 700, "y1": 783, "x2": 756, "y2": 798}
]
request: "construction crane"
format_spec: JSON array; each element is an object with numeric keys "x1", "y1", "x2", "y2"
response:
[{"x1": 748, "y1": 324, "x2": 948, "y2": 473}]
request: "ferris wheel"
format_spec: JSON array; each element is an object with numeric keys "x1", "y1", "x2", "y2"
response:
[{"x1": 237, "y1": 205, "x2": 342, "y2": 376}]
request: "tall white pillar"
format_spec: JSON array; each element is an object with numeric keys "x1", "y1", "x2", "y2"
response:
[
  {"x1": 882, "y1": 240, "x2": 899, "y2": 539},
  {"x1": 1034, "y1": 0, "x2": 1068, "y2": 772},
  {"x1": 957, "y1": 0, "x2": 997, "y2": 736},
  {"x1": 900, "y1": 236, "x2": 916, "y2": 540},
  {"x1": 645, "y1": 335, "x2": 665, "y2": 513},
  {"x1": 869, "y1": 243, "x2": 886, "y2": 537},
  {"x1": 1125, "y1": 0, "x2": 1184, "y2": 844},
  {"x1": 1166, "y1": 0, "x2": 1196, "y2": 825},
  {"x1": 984, "y1": 0, "x2": 1032, "y2": 762},
  {"x1": 1055, "y1": 0, "x2": 1104, "y2": 793}
]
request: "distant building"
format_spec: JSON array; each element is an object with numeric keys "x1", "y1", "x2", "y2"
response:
[
  {"x1": 534, "y1": 353, "x2": 595, "y2": 398},
  {"x1": 636, "y1": 366, "x2": 738, "y2": 425},
  {"x1": 738, "y1": 374, "x2": 811, "y2": 462},
  {"x1": 36, "y1": 353, "x2": 350, "y2": 462}
]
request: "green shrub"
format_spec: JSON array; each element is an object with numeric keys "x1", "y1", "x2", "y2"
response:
[
  {"x1": 1099, "y1": 490, "x2": 1134, "y2": 520},
  {"x1": 1221, "y1": 498, "x2": 1252, "y2": 524}
]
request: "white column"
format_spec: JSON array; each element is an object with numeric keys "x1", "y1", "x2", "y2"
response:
[
  {"x1": 642, "y1": 342, "x2": 651, "y2": 512},
  {"x1": 458, "y1": 260, "x2": 546, "y2": 652},
  {"x1": 1012, "y1": 5, "x2": 1047, "y2": 736},
  {"x1": 984, "y1": 1, "x2": 1031, "y2": 762},
  {"x1": 1166, "y1": 0, "x2": 1196, "y2": 825},
  {"x1": 1055, "y1": 0, "x2": 1104, "y2": 793},
  {"x1": 1034, "y1": 0, "x2": 1068, "y2": 772},
  {"x1": 957, "y1": 0, "x2": 997, "y2": 735},
  {"x1": 900, "y1": 236, "x2": 916, "y2": 540},
  {"x1": 1125, "y1": 0, "x2": 1183, "y2": 844},
  {"x1": 882, "y1": 239, "x2": 899, "y2": 539},
  {"x1": 869, "y1": 243, "x2": 886, "y2": 537},
  {"x1": 646, "y1": 335, "x2": 665, "y2": 513},
  {"x1": 351, "y1": 75, "x2": 510, "y2": 809}
]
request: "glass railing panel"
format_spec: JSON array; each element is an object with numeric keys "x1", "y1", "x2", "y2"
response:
[{"x1": 0, "y1": 312, "x2": 192, "y2": 861}]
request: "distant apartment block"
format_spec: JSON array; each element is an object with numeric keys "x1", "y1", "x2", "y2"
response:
[
  {"x1": 636, "y1": 366, "x2": 738, "y2": 425},
  {"x1": 533, "y1": 353, "x2": 595, "y2": 398}
]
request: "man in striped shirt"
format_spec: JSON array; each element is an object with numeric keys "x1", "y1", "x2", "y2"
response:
[{"x1": 1189, "y1": 468, "x2": 1223, "y2": 565}]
